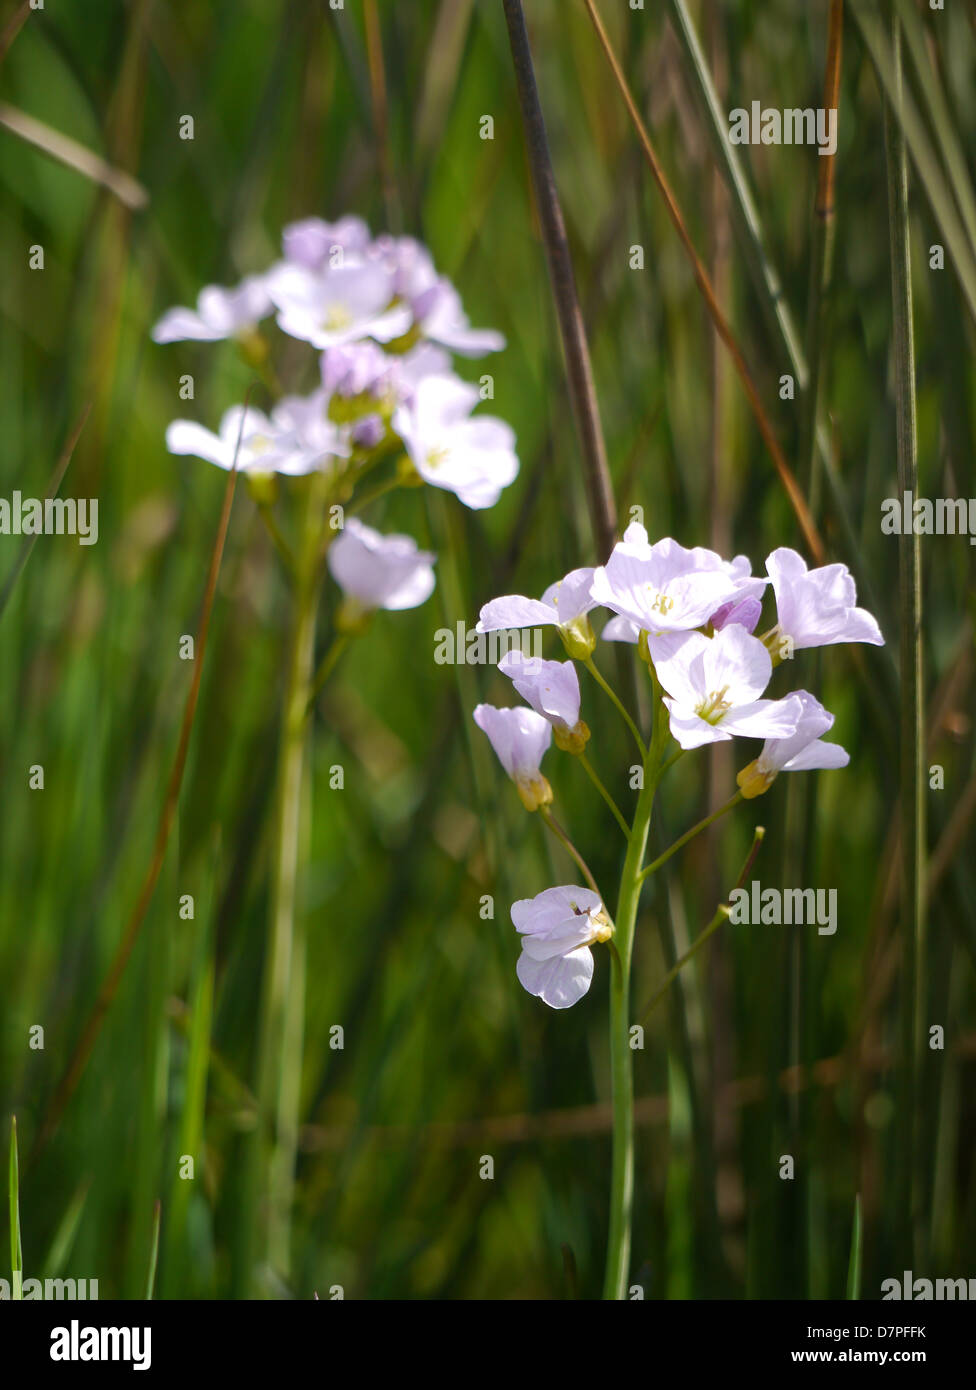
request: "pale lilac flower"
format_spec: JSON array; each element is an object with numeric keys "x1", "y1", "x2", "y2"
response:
[
  {"x1": 591, "y1": 533, "x2": 765, "y2": 639},
  {"x1": 765, "y1": 547, "x2": 884, "y2": 650},
  {"x1": 151, "y1": 276, "x2": 272, "y2": 344},
  {"x1": 477, "y1": 569, "x2": 598, "y2": 660},
  {"x1": 512, "y1": 886, "x2": 612, "y2": 1009},
  {"x1": 320, "y1": 341, "x2": 397, "y2": 399},
  {"x1": 327, "y1": 517, "x2": 435, "y2": 612},
  {"x1": 472, "y1": 704, "x2": 552, "y2": 811},
  {"x1": 737, "y1": 690, "x2": 849, "y2": 798},
  {"x1": 370, "y1": 237, "x2": 504, "y2": 356},
  {"x1": 497, "y1": 650, "x2": 582, "y2": 736},
  {"x1": 282, "y1": 215, "x2": 371, "y2": 270},
  {"x1": 710, "y1": 595, "x2": 763, "y2": 633},
  {"x1": 653, "y1": 626, "x2": 801, "y2": 750},
  {"x1": 267, "y1": 260, "x2": 411, "y2": 349},
  {"x1": 166, "y1": 397, "x2": 345, "y2": 476},
  {"x1": 393, "y1": 374, "x2": 518, "y2": 510},
  {"x1": 414, "y1": 280, "x2": 505, "y2": 356}
]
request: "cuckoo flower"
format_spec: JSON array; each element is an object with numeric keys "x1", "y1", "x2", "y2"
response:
[
  {"x1": 512, "y1": 886, "x2": 613, "y2": 1009},
  {"x1": 737, "y1": 690, "x2": 849, "y2": 798},
  {"x1": 765, "y1": 548, "x2": 884, "y2": 650},
  {"x1": 498, "y1": 651, "x2": 588, "y2": 752},
  {"x1": 267, "y1": 260, "x2": 411, "y2": 350},
  {"x1": 591, "y1": 530, "x2": 765, "y2": 641},
  {"x1": 473, "y1": 704, "x2": 553, "y2": 811},
  {"x1": 327, "y1": 517, "x2": 435, "y2": 616},
  {"x1": 281, "y1": 215, "x2": 372, "y2": 270},
  {"x1": 477, "y1": 568, "x2": 598, "y2": 659},
  {"x1": 151, "y1": 276, "x2": 272, "y2": 344},
  {"x1": 393, "y1": 374, "x2": 518, "y2": 510},
  {"x1": 653, "y1": 627, "x2": 801, "y2": 750},
  {"x1": 166, "y1": 399, "x2": 345, "y2": 476}
]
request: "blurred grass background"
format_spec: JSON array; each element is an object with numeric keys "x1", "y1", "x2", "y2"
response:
[{"x1": 1, "y1": 0, "x2": 974, "y2": 1299}]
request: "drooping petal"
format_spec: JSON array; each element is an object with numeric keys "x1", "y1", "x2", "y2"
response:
[{"x1": 516, "y1": 946, "x2": 594, "y2": 1009}]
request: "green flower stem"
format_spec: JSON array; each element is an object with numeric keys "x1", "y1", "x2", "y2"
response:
[
  {"x1": 251, "y1": 473, "x2": 329, "y2": 1287},
  {"x1": 583, "y1": 654, "x2": 646, "y2": 757},
  {"x1": 637, "y1": 823, "x2": 765, "y2": 1024},
  {"x1": 540, "y1": 808, "x2": 602, "y2": 899},
  {"x1": 256, "y1": 501, "x2": 296, "y2": 574},
  {"x1": 658, "y1": 746, "x2": 686, "y2": 776},
  {"x1": 305, "y1": 632, "x2": 350, "y2": 719},
  {"x1": 578, "y1": 751, "x2": 630, "y2": 838},
  {"x1": 602, "y1": 684, "x2": 669, "y2": 1300},
  {"x1": 638, "y1": 905, "x2": 730, "y2": 1023},
  {"x1": 636, "y1": 791, "x2": 742, "y2": 886}
]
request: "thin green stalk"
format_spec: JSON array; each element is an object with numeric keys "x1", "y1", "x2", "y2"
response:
[
  {"x1": 602, "y1": 688, "x2": 669, "y2": 1300},
  {"x1": 637, "y1": 792, "x2": 742, "y2": 885},
  {"x1": 637, "y1": 824, "x2": 765, "y2": 1025},
  {"x1": 9, "y1": 1116, "x2": 22, "y2": 1300},
  {"x1": 251, "y1": 473, "x2": 329, "y2": 1287},
  {"x1": 639, "y1": 905, "x2": 730, "y2": 1024},
  {"x1": 306, "y1": 632, "x2": 350, "y2": 717},
  {"x1": 583, "y1": 655, "x2": 646, "y2": 757},
  {"x1": 846, "y1": 1194, "x2": 863, "y2": 1300},
  {"x1": 578, "y1": 751, "x2": 629, "y2": 838},
  {"x1": 540, "y1": 808, "x2": 602, "y2": 899},
  {"x1": 145, "y1": 1201, "x2": 161, "y2": 1300},
  {"x1": 883, "y1": 15, "x2": 926, "y2": 1272}
]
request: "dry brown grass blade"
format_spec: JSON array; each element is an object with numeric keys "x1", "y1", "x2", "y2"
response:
[
  {"x1": 32, "y1": 457, "x2": 239, "y2": 1160},
  {"x1": 583, "y1": 0, "x2": 825, "y2": 564},
  {"x1": 502, "y1": 0, "x2": 618, "y2": 563},
  {"x1": 0, "y1": 0, "x2": 31, "y2": 68},
  {"x1": 0, "y1": 104, "x2": 148, "y2": 211}
]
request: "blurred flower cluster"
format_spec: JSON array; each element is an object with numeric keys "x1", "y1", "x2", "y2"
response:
[{"x1": 153, "y1": 215, "x2": 518, "y2": 616}]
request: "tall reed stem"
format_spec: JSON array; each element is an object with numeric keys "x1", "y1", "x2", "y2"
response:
[
  {"x1": 253, "y1": 474, "x2": 328, "y2": 1283},
  {"x1": 603, "y1": 689, "x2": 668, "y2": 1299},
  {"x1": 882, "y1": 15, "x2": 926, "y2": 1270}
]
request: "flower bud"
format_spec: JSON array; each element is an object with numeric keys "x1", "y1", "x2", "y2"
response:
[
  {"x1": 515, "y1": 772, "x2": 554, "y2": 813},
  {"x1": 334, "y1": 596, "x2": 375, "y2": 636},
  {"x1": 237, "y1": 329, "x2": 269, "y2": 368},
  {"x1": 736, "y1": 759, "x2": 775, "y2": 799},
  {"x1": 553, "y1": 719, "x2": 591, "y2": 755},
  {"x1": 245, "y1": 471, "x2": 278, "y2": 507},
  {"x1": 559, "y1": 615, "x2": 596, "y2": 660}
]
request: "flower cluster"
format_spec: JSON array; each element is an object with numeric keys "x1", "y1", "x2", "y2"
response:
[
  {"x1": 473, "y1": 521, "x2": 883, "y2": 1008},
  {"x1": 154, "y1": 215, "x2": 519, "y2": 616}
]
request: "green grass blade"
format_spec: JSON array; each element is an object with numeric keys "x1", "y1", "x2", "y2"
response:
[
  {"x1": 846, "y1": 1194, "x2": 863, "y2": 1299},
  {"x1": 145, "y1": 1200, "x2": 161, "y2": 1300},
  {"x1": 855, "y1": 0, "x2": 976, "y2": 325},
  {"x1": 9, "y1": 1116, "x2": 23, "y2": 1298}
]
